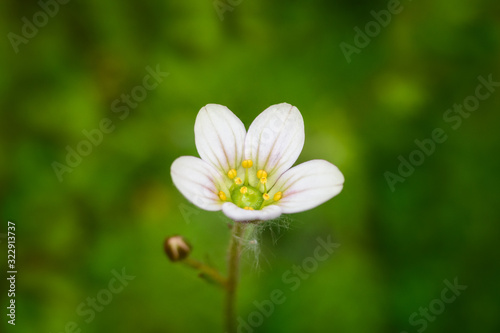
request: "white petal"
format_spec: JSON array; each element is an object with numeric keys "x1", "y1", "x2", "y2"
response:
[
  {"x1": 195, "y1": 104, "x2": 246, "y2": 173},
  {"x1": 244, "y1": 103, "x2": 304, "y2": 187},
  {"x1": 171, "y1": 156, "x2": 226, "y2": 211},
  {"x1": 222, "y1": 202, "x2": 282, "y2": 222},
  {"x1": 271, "y1": 159, "x2": 344, "y2": 214}
]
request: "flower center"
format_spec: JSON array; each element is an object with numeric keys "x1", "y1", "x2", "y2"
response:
[
  {"x1": 219, "y1": 159, "x2": 282, "y2": 210},
  {"x1": 230, "y1": 185, "x2": 263, "y2": 210}
]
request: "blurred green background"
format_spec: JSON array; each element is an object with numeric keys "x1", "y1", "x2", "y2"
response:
[{"x1": 1, "y1": 0, "x2": 499, "y2": 332}]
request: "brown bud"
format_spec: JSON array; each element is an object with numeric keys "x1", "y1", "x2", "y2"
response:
[{"x1": 164, "y1": 235, "x2": 191, "y2": 262}]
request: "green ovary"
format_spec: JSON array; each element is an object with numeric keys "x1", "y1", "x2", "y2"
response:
[{"x1": 230, "y1": 185, "x2": 264, "y2": 210}]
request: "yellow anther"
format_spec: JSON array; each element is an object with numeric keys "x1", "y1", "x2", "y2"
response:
[
  {"x1": 218, "y1": 191, "x2": 227, "y2": 201},
  {"x1": 260, "y1": 176, "x2": 267, "y2": 184},
  {"x1": 242, "y1": 160, "x2": 253, "y2": 168},
  {"x1": 257, "y1": 170, "x2": 267, "y2": 179},
  {"x1": 273, "y1": 191, "x2": 282, "y2": 201},
  {"x1": 227, "y1": 169, "x2": 237, "y2": 179},
  {"x1": 244, "y1": 206, "x2": 254, "y2": 210},
  {"x1": 234, "y1": 177, "x2": 242, "y2": 185},
  {"x1": 263, "y1": 193, "x2": 270, "y2": 200},
  {"x1": 240, "y1": 186, "x2": 248, "y2": 194}
]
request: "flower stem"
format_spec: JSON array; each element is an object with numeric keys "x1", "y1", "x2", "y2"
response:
[
  {"x1": 225, "y1": 222, "x2": 245, "y2": 333},
  {"x1": 182, "y1": 258, "x2": 227, "y2": 288}
]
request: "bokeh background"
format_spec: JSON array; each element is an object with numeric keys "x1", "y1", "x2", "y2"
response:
[{"x1": 1, "y1": 0, "x2": 500, "y2": 332}]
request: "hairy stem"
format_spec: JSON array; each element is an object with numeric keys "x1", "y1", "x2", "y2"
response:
[{"x1": 225, "y1": 222, "x2": 245, "y2": 333}]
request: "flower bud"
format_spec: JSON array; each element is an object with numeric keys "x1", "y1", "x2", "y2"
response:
[{"x1": 164, "y1": 235, "x2": 191, "y2": 262}]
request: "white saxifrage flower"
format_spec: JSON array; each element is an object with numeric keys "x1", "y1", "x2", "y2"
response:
[{"x1": 171, "y1": 103, "x2": 344, "y2": 222}]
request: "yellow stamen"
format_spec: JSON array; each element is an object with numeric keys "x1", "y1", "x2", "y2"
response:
[
  {"x1": 218, "y1": 191, "x2": 227, "y2": 201},
  {"x1": 273, "y1": 191, "x2": 282, "y2": 201},
  {"x1": 234, "y1": 177, "x2": 242, "y2": 185},
  {"x1": 244, "y1": 206, "x2": 254, "y2": 210},
  {"x1": 257, "y1": 170, "x2": 267, "y2": 179},
  {"x1": 263, "y1": 193, "x2": 270, "y2": 200},
  {"x1": 242, "y1": 159, "x2": 253, "y2": 168},
  {"x1": 260, "y1": 176, "x2": 267, "y2": 184},
  {"x1": 227, "y1": 169, "x2": 237, "y2": 179},
  {"x1": 241, "y1": 160, "x2": 252, "y2": 185},
  {"x1": 240, "y1": 186, "x2": 248, "y2": 194}
]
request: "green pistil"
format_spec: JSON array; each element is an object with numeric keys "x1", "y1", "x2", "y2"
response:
[{"x1": 230, "y1": 185, "x2": 264, "y2": 210}]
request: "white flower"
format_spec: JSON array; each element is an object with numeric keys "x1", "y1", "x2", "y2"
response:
[{"x1": 171, "y1": 103, "x2": 344, "y2": 222}]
